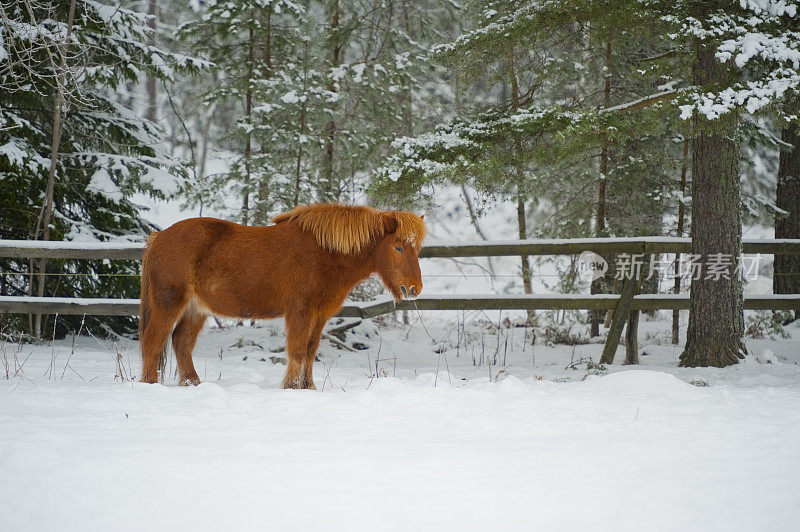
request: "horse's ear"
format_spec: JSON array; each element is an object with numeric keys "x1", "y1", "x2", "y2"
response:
[
  {"x1": 420, "y1": 215, "x2": 424, "y2": 220},
  {"x1": 382, "y1": 212, "x2": 398, "y2": 234}
]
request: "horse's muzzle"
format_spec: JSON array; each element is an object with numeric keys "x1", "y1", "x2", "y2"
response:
[{"x1": 400, "y1": 285, "x2": 418, "y2": 299}]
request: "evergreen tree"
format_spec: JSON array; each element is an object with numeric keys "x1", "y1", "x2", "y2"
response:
[
  {"x1": 371, "y1": 0, "x2": 681, "y2": 326},
  {"x1": 668, "y1": 0, "x2": 800, "y2": 366},
  {"x1": 0, "y1": 0, "x2": 201, "y2": 337},
  {"x1": 775, "y1": 98, "x2": 800, "y2": 318},
  {"x1": 680, "y1": 34, "x2": 746, "y2": 367},
  {"x1": 373, "y1": 0, "x2": 800, "y2": 365},
  {"x1": 179, "y1": 0, "x2": 455, "y2": 222},
  {"x1": 178, "y1": 0, "x2": 308, "y2": 224}
]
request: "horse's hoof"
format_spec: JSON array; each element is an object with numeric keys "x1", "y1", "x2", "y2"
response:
[
  {"x1": 179, "y1": 375, "x2": 201, "y2": 386},
  {"x1": 283, "y1": 376, "x2": 314, "y2": 389},
  {"x1": 139, "y1": 375, "x2": 158, "y2": 384}
]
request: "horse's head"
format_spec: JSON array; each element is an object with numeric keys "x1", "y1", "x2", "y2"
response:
[{"x1": 374, "y1": 212, "x2": 425, "y2": 301}]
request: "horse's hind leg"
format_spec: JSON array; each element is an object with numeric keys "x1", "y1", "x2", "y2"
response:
[
  {"x1": 172, "y1": 306, "x2": 207, "y2": 386},
  {"x1": 282, "y1": 311, "x2": 313, "y2": 389},
  {"x1": 141, "y1": 304, "x2": 184, "y2": 384}
]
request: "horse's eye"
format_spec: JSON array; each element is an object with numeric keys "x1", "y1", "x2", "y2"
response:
[{"x1": 395, "y1": 245, "x2": 403, "y2": 253}]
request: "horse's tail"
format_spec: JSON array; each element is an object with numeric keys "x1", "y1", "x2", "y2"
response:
[
  {"x1": 139, "y1": 231, "x2": 170, "y2": 381},
  {"x1": 139, "y1": 231, "x2": 158, "y2": 341}
]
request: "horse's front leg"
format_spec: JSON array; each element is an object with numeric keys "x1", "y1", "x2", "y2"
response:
[
  {"x1": 282, "y1": 311, "x2": 313, "y2": 389},
  {"x1": 300, "y1": 316, "x2": 326, "y2": 390}
]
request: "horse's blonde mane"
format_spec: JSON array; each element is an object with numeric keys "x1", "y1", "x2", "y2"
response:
[{"x1": 272, "y1": 203, "x2": 426, "y2": 255}]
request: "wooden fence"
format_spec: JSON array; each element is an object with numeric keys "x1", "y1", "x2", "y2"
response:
[{"x1": 2, "y1": 237, "x2": 799, "y2": 362}]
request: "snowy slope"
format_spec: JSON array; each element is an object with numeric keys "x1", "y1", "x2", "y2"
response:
[
  {"x1": 1, "y1": 318, "x2": 799, "y2": 532},
  {"x1": 6, "y1": 186, "x2": 791, "y2": 531}
]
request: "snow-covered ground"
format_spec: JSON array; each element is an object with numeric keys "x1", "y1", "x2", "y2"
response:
[
  {"x1": 4, "y1": 186, "x2": 798, "y2": 530},
  {"x1": 2, "y1": 315, "x2": 799, "y2": 532}
]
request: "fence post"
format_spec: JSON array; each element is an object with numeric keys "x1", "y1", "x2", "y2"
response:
[
  {"x1": 625, "y1": 310, "x2": 639, "y2": 364},
  {"x1": 600, "y1": 275, "x2": 639, "y2": 365}
]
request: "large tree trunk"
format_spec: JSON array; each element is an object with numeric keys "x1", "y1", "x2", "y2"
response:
[
  {"x1": 255, "y1": 10, "x2": 273, "y2": 224},
  {"x1": 399, "y1": 0, "x2": 413, "y2": 137},
  {"x1": 516, "y1": 191, "x2": 534, "y2": 321},
  {"x1": 321, "y1": 0, "x2": 341, "y2": 202},
  {"x1": 242, "y1": 27, "x2": 255, "y2": 225},
  {"x1": 774, "y1": 110, "x2": 800, "y2": 318},
  {"x1": 509, "y1": 49, "x2": 535, "y2": 325},
  {"x1": 591, "y1": 32, "x2": 612, "y2": 337},
  {"x1": 34, "y1": 0, "x2": 78, "y2": 339},
  {"x1": 672, "y1": 138, "x2": 689, "y2": 344},
  {"x1": 196, "y1": 101, "x2": 215, "y2": 216},
  {"x1": 146, "y1": 0, "x2": 157, "y2": 123},
  {"x1": 294, "y1": 40, "x2": 310, "y2": 207},
  {"x1": 679, "y1": 43, "x2": 745, "y2": 368}
]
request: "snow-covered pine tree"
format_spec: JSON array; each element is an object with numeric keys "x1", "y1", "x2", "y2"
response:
[
  {"x1": 661, "y1": 0, "x2": 800, "y2": 367},
  {"x1": 371, "y1": 0, "x2": 682, "y2": 327},
  {"x1": 180, "y1": 0, "x2": 453, "y2": 222},
  {"x1": 248, "y1": 4, "x2": 337, "y2": 216},
  {"x1": 775, "y1": 95, "x2": 800, "y2": 316},
  {"x1": 179, "y1": 0, "x2": 318, "y2": 223},
  {"x1": 374, "y1": 0, "x2": 800, "y2": 365},
  {"x1": 0, "y1": 0, "x2": 202, "y2": 338}
]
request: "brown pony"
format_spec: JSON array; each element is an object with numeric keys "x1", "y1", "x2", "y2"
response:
[{"x1": 139, "y1": 203, "x2": 426, "y2": 389}]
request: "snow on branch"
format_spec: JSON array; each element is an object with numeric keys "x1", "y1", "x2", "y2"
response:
[
  {"x1": 668, "y1": 2, "x2": 800, "y2": 120},
  {"x1": 602, "y1": 87, "x2": 692, "y2": 114}
]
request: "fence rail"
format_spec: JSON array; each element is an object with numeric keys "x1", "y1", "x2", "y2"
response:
[
  {"x1": 4, "y1": 235, "x2": 799, "y2": 364},
  {"x1": 2, "y1": 237, "x2": 799, "y2": 319},
  {"x1": 2, "y1": 294, "x2": 800, "y2": 320},
  {"x1": 3, "y1": 237, "x2": 800, "y2": 260}
]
